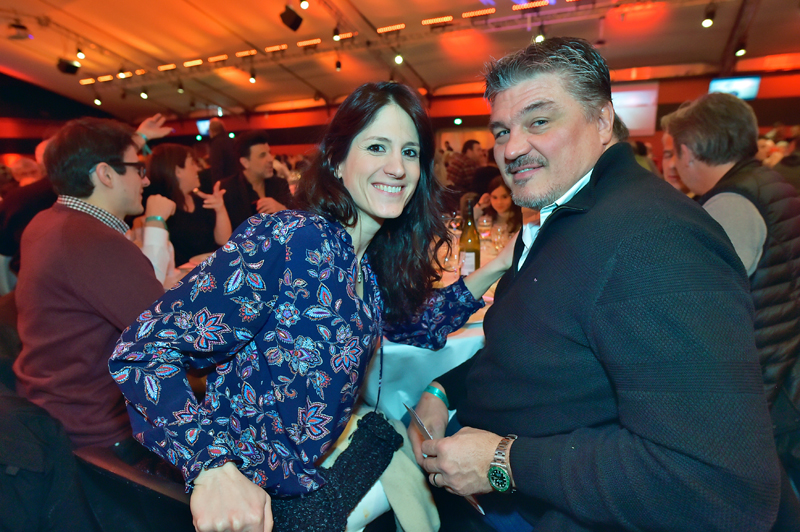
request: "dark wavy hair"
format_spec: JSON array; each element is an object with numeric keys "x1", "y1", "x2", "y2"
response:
[
  {"x1": 294, "y1": 82, "x2": 450, "y2": 325},
  {"x1": 145, "y1": 143, "x2": 195, "y2": 211},
  {"x1": 483, "y1": 176, "x2": 522, "y2": 234}
]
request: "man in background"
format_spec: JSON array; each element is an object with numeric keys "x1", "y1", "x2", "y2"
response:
[
  {"x1": 219, "y1": 130, "x2": 292, "y2": 231},
  {"x1": 208, "y1": 117, "x2": 239, "y2": 185},
  {"x1": 663, "y1": 93, "x2": 800, "y2": 489},
  {"x1": 13, "y1": 117, "x2": 172, "y2": 450},
  {"x1": 446, "y1": 139, "x2": 484, "y2": 193}
]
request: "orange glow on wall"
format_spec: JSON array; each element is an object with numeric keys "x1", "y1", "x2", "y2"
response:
[
  {"x1": 183, "y1": 59, "x2": 203, "y2": 67},
  {"x1": 265, "y1": 44, "x2": 289, "y2": 52},
  {"x1": 208, "y1": 54, "x2": 229, "y2": 63},
  {"x1": 462, "y1": 8, "x2": 496, "y2": 18},
  {"x1": 512, "y1": 1, "x2": 549, "y2": 10},
  {"x1": 377, "y1": 23, "x2": 405, "y2": 33},
  {"x1": 158, "y1": 64, "x2": 177, "y2": 71},
  {"x1": 422, "y1": 16, "x2": 453, "y2": 26},
  {"x1": 297, "y1": 38, "x2": 322, "y2": 47}
]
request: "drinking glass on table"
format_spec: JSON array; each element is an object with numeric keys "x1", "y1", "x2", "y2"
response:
[
  {"x1": 492, "y1": 225, "x2": 510, "y2": 251},
  {"x1": 477, "y1": 215, "x2": 493, "y2": 241}
]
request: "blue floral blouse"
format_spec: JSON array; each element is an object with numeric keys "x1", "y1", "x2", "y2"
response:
[{"x1": 109, "y1": 211, "x2": 483, "y2": 496}]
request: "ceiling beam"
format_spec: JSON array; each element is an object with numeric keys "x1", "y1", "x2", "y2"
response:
[{"x1": 719, "y1": 0, "x2": 763, "y2": 76}]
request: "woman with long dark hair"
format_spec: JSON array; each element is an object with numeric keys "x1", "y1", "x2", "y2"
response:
[
  {"x1": 145, "y1": 143, "x2": 232, "y2": 265},
  {"x1": 110, "y1": 82, "x2": 513, "y2": 531}
]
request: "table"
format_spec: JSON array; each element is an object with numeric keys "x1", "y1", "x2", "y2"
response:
[{"x1": 361, "y1": 312, "x2": 487, "y2": 421}]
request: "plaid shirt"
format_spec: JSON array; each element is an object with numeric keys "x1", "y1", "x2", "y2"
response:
[{"x1": 57, "y1": 196, "x2": 129, "y2": 234}]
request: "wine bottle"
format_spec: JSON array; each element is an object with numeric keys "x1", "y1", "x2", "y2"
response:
[{"x1": 459, "y1": 197, "x2": 480, "y2": 276}]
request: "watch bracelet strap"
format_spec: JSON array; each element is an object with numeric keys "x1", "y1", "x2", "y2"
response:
[{"x1": 491, "y1": 434, "x2": 517, "y2": 489}]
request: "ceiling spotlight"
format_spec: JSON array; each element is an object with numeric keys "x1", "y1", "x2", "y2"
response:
[
  {"x1": 300, "y1": 0, "x2": 309, "y2": 8},
  {"x1": 117, "y1": 68, "x2": 126, "y2": 79},
  {"x1": 93, "y1": 97, "x2": 102, "y2": 106},
  {"x1": 217, "y1": 106, "x2": 223, "y2": 117},
  {"x1": 7, "y1": 20, "x2": 32, "y2": 40},
  {"x1": 177, "y1": 81, "x2": 185, "y2": 94},
  {"x1": 56, "y1": 58, "x2": 81, "y2": 75},
  {"x1": 249, "y1": 68, "x2": 256, "y2": 83},
  {"x1": 77, "y1": 47, "x2": 85, "y2": 60},
  {"x1": 335, "y1": 60, "x2": 341, "y2": 71},
  {"x1": 702, "y1": 4, "x2": 716, "y2": 28},
  {"x1": 735, "y1": 41, "x2": 747, "y2": 57},
  {"x1": 394, "y1": 54, "x2": 403, "y2": 65},
  {"x1": 454, "y1": 118, "x2": 463, "y2": 125},
  {"x1": 140, "y1": 89, "x2": 148, "y2": 99},
  {"x1": 534, "y1": 24, "x2": 546, "y2": 43},
  {"x1": 333, "y1": 26, "x2": 340, "y2": 41},
  {"x1": 280, "y1": 5, "x2": 303, "y2": 31}
]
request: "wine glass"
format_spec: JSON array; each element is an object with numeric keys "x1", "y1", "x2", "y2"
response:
[{"x1": 492, "y1": 225, "x2": 509, "y2": 251}]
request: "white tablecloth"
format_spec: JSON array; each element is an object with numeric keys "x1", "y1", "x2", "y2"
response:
[{"x1": 361, "y1": 317, "x2": 486, "y2": 421}]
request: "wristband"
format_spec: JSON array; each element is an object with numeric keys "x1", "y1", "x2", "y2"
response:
[
  {"x1": 145, "y1": 215, "x2": 167, "y2": 228},
  {"x1": 136, "y1": 131, "x2": 152, "y2": 155},
  {"x1": 424, "y1": 385, "x2": 449, "y2": 409}
]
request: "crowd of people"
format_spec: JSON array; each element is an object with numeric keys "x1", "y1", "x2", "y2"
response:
[{"x1": 1, "y1": 35, "x2": 800, "y2": 532}]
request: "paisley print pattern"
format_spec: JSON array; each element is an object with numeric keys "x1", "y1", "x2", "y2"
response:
[{"x1": 109, "y1": 211, "x2": 483, "y2": 496}]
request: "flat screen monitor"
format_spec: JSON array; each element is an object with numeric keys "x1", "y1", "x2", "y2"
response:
[
  {"x1": 708, "y1": 77, "x2": 761, "y2": 100},
  {"x1": 196, "y1": 119, "x2": 210, "y2": 136},
  {"x1": 611, "y1": 82, "x2": 659, "y2": 137}
]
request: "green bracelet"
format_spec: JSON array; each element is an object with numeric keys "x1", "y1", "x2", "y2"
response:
[
  {"x1": 145, "y1": 215, "x2": 167, "y2": 228},
  {"x1": 136, "y1": 131, "x2": 152, "y2": 155},
  {"x1": 424, "y1": 385, "x2": 449, "y2": 409}
]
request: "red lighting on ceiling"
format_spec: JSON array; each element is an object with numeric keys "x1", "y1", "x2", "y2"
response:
[
  {"x1": 377, "y1": 23, "x2": 405, "y2": 33},
  {"x1": 158, "y1": 64, "x2": 177, "y2": 71},
  {"x1": 79, "y1": 78, "x2": 95, "y2": 85},
  {"x1": 265, "y1": 44, "x2": 289, "y2": 52},
  {"x1": 183, "y1": 59, "x2": 203, "y2": 67},
  {"x1": 97, "y1": 75, "x2": 114, "y2": 82},
  {"x1": 462, "y1": 8, "x2": 496, "y2": 18},
  {"x1": 512, "y1": 1, "x2": 549, "y2": 10},
  {"x1": 208, "y1": 54, "x2": 229, "y2": 62},
  {"x1": 422, "y1": 15, "x2": 454, "y2": 26},
  {"x1": 297, "y1": 38, "x2": 322, "y2": 47},
  {"x1": 117, "y1": 71, "x2": 132, "y2": 79},
  {"x1": 335, "y1": 32, "x2": 356, "y2": 40},
  {"x1": 235, "y1": 49, "x2": 257, "y2": 57}
]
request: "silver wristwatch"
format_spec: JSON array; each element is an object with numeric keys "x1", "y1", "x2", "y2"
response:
[{"x1": 487, "y1": 434, "x2": 517, "y2": 493}]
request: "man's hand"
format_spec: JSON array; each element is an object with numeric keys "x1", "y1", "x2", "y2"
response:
[
  {"x1": 421, "y1": 427, "x2": 504, "y2": 497},
  {"x1": 144, "y1": 194, "x2": 176, "y2": 220},
  {"x1": 191, "y1": 462, "x2": 273, "y2": 532},
  {"x1": 408, "y1": 383, "x2": 449, "y2": 466},
  {"x1": 255, "y1": 197, "x2": 286, "y2": 215},
  {"x1": 136, "y1": 113, "x2": 173, "y2": 142},
  {"x1": 196, "y1": 181, "x2": 227, "y2": 212}
]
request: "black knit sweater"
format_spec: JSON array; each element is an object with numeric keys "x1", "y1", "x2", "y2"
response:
[{"x1": 438, "y1": 143, "x2": 781, "y2": 531}]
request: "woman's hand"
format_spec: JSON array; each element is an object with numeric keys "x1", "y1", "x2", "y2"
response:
[
  {"x1": 408, "y1": 382, "x2": 450, "y2": 467},
  {"x1": 190, "y1": 461, "x2": 273, "y2": 532},
  {"x1": 196, "y1": 181, "x2": 227, "y2": 212},
  {"x1": 136, "y1": 113, "x2": 173, "y2": 142}
]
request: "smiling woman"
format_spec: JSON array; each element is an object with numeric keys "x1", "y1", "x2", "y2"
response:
[{"x1": 109, "y1": 81, "x2": 513, "y2": 532}]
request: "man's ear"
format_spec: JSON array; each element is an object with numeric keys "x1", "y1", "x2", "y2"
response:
[
  {"x1": 239, "y1": 156, "x2": 249, "y2": 170},
  {"x1": 597, "y1": 102, "x2": 614, "y2": 145},
  {"x1": 89, "y1": 162, "x2": 115, "y2": 189},
  {"x1": 678, "y1": 144, "x2": 696, "y2": 164}
]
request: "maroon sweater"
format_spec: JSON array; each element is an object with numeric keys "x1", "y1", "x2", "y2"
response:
[{"x1": 13, "y1": 203, "x2": 163, "y2": 448}]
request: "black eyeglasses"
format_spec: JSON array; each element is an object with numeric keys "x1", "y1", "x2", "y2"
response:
[{"x1": 88, "y1": 161, "x2": 147, "y2": 179}]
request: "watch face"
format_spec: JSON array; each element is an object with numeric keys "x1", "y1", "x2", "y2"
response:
[{"x1": 488, "y1": 465, "x2": 511, "y2": 492}]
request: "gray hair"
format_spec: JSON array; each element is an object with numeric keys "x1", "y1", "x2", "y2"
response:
[
  {"x1": 484, "y1": 37, "x2": 613, "y2": 122},
  {"x1": 662, "y1": 93, "x2": 758, "y2": 165}
]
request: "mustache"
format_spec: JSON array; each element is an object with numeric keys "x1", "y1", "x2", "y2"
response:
[{"x1": 505, "y1": 155, "x2": 546, "y2": 175}]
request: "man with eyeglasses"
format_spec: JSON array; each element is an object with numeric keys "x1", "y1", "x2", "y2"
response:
[{"x1": 12, "y1": 117, "x2": 175, "y2": 454}]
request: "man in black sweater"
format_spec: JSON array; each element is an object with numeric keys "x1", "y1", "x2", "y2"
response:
[{"x1": 411, "y1": 38, "x2": 787, "y2": 531}]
